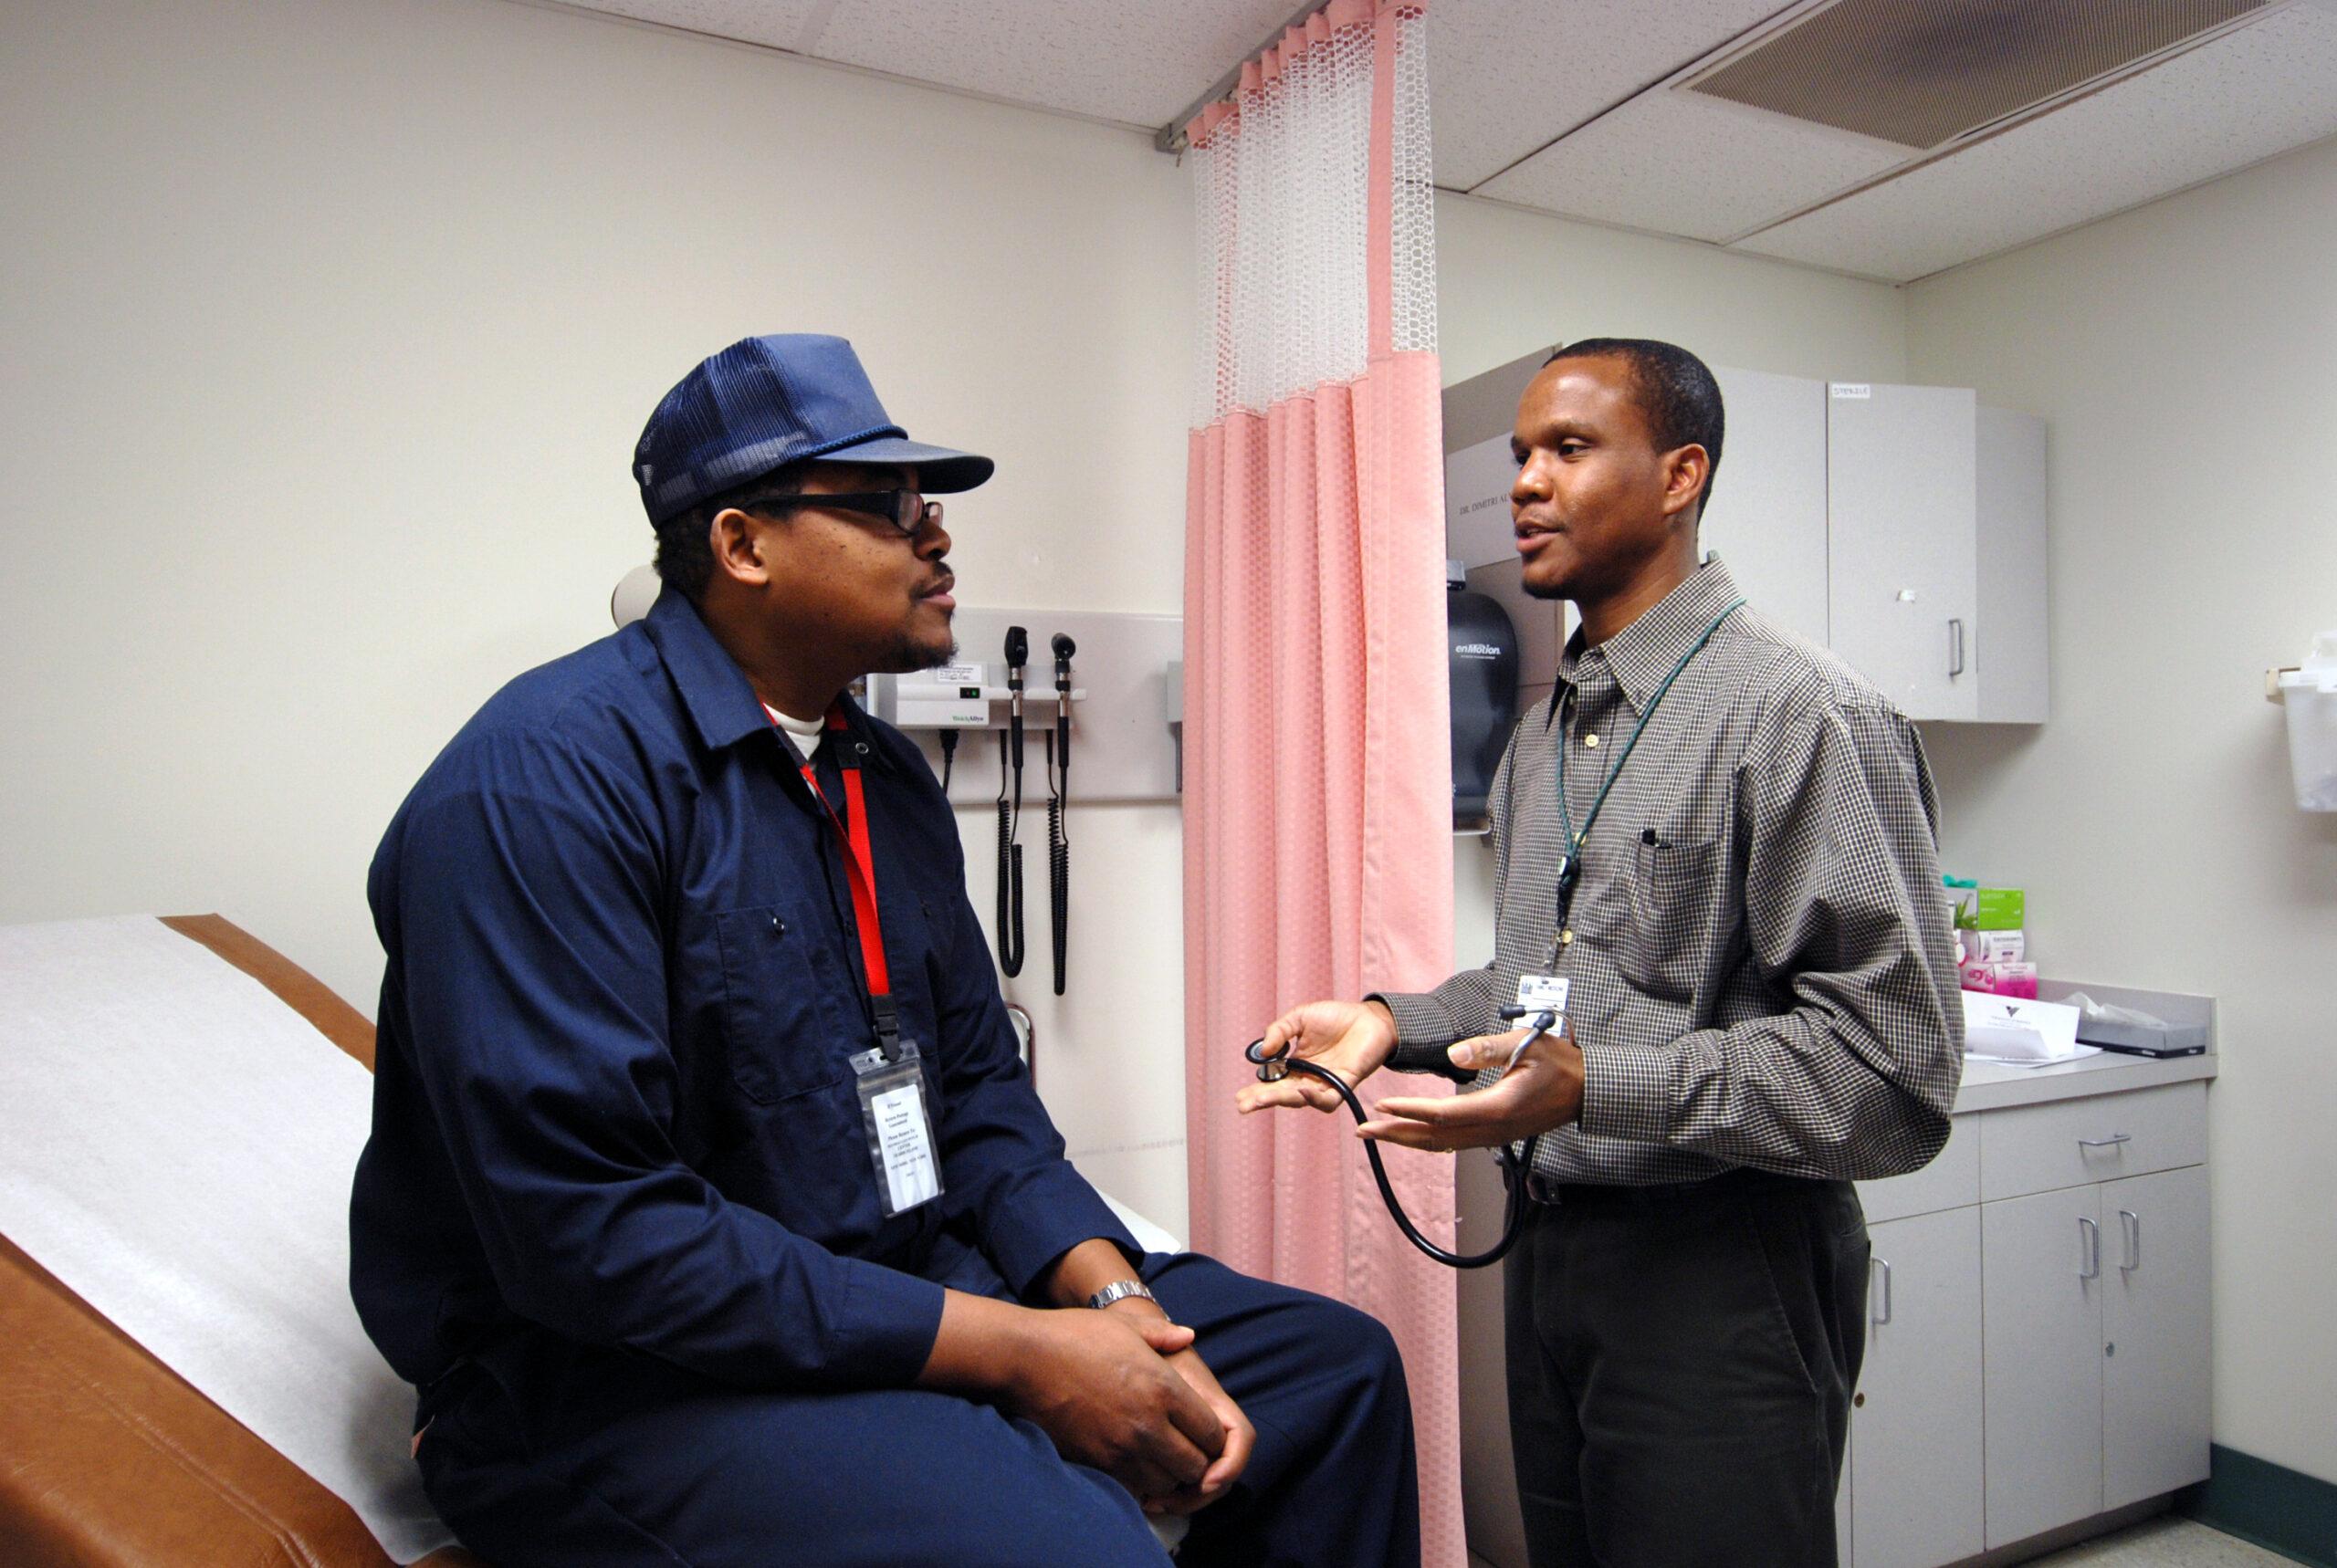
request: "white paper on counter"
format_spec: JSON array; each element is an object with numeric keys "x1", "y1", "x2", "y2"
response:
[
  {"x1": 1961, "y1": 989, "x2": 2098, "y2": 1067},
  {"x1": 0, "y1": 915, "x2": 452, "y2": 1563}
]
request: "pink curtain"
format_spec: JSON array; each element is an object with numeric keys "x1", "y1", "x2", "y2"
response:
[{"x1": 1180, "y1": 5, "x2": 1462, "y2": 1563}]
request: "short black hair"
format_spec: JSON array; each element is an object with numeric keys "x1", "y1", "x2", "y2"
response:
[
  {"x1": 1544, "y1": 338, "x2": 1724, "y2": 521},
  {"x1": 652, "y1": 463, "x2": 803, "y2": 605}
]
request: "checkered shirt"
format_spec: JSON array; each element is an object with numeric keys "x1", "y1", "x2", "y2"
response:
[{"x1": 1375, "y1": 556, "x2": 1963, "y2": 1185}]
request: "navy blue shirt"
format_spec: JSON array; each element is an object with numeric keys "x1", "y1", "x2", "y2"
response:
[{"x1": 351, "y1": 589, "x2": 1135, "y2": 1393}]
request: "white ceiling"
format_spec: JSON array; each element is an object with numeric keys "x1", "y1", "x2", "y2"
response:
[{"x1": 559, "y1": 0, "x2": 2337, "y2": 284}]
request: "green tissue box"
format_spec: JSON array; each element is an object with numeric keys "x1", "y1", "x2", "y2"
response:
[{"x1": 1947, "y1": 881, "x2": 2025, "y2": 931}]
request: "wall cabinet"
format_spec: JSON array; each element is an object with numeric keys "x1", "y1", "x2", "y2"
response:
[
  {"x1": 1703, "y1": 366, "x2": 1831, "y2": 647},
  {"x1": 1699, "y1": 370, "x2": 2049, "y2": 725},
  {"x1": 1826, "y1": 382, "x2": 1981, "y2": 720}
]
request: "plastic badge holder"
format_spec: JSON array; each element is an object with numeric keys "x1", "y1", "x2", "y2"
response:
[{"x1": 2278, "y1": 631, "x2": 2337, "y2": 811}]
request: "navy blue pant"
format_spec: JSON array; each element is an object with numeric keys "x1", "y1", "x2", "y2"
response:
[{"x1": 416, "y1": 1251, "x2": 1420, "y2": 1567}]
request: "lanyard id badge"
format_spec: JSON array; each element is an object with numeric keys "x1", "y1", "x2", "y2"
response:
[
  {"x1": 1514, "y1": 973, "x2": 1571, "y2": 1030},
  {"x1": 852, "y1": 1042, "x2": 942, "y2": 1217},
  {"x1": 776, "y1": 706, "x2": 943, "y2": 1216}
]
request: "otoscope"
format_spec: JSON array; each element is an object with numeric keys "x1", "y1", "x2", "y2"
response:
[
  {"x1": 1046, "y1": 633, "x2": 1075, "y2": 996},
  {"x1": 1244, "y1": 1003, "x2": 1559, "y2": 1269},
  {"x1": 995, "y1": 626, "x2": 1028, "y2": 977}
]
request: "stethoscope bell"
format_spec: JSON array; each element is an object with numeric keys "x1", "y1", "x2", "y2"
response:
[{"x1": 1243, "y1": 1038, "x2": 1291, "y2": 1082}]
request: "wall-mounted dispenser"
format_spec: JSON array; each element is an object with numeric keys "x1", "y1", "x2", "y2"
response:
[
  {"x1": 1449, "y1": 559, "x2": 1521, "y2": 831},
  {"x1": 2269, "y1": 631, "x2": 2337, "y2": 810}
]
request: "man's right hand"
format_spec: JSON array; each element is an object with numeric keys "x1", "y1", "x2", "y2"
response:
[
  {"x1": 1001, "y1": 1306, "x2": 1226, "y2": 1501},
  {"x1": 1233, "y1": 998, "x2": 1398, "y2": 1115}
]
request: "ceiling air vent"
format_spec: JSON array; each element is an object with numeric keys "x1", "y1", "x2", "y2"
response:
[{"x1": 1682, "y1": 0, "x2": 2270, "y2": 151}]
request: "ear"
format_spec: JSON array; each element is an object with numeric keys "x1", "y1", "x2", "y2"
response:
[
  {"x1": 1660, "y1": 444, "x2": 1710, "y2": 526},
  {"x1": 708, "y1": 507, "x2": 774, "y2": 590}
]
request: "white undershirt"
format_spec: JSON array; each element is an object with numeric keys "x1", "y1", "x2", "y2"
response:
[{"x1": 763, "y1": 703, "x2": 824, "y2": 744}]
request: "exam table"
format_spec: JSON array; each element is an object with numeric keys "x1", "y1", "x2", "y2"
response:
[
  {"x1": 0, "y1": 915, "x2": 483, "y2": 1566},
  {"x1": 0, "y1": 914, "x2": 1183, "y2": 1564}
]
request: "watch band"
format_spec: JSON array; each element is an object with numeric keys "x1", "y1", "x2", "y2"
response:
[{"x1": 1086, "y1": 1279, "x2": 1158, "y2": 1312}]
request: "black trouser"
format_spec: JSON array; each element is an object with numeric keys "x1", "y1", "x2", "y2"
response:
[{"x1": 1504, "y1": 1167, "x2": 1869, "y2": 1568}]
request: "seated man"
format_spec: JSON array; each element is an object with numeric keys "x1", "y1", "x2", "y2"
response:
[{"x1": 350, "y1": 334, "x2": 1418, "y2": 1568}]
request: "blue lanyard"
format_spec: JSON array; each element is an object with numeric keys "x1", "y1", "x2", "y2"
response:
[{"x1": 1550, "y1": 599, "x2": 1745, "y2": 946}]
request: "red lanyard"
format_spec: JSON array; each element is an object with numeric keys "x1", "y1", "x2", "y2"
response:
[{"x1": 781, "y1": 707, "x2": 896, "y2": 1041}]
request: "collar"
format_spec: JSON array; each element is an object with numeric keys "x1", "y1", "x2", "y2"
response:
[
  {"x1": 1551, "y1": 554, "x2": 1745, "y2": 723},
  {"x1": 642, "y1": 587, "x2": 897, "y2": 776}
]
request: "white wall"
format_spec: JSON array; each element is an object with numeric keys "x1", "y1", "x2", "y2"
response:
[
  {"x1": 0, "y1": 0, "x2": 1195, "y2": 1228},
  {"x1": 1907, "y1": 135, "x2": 2337, "y2": 1486}
]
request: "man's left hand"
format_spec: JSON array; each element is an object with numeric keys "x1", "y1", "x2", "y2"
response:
[
  {"x1": 1103, "y1": 1299, "x2": 1253, "y2": 1515},
  {"x1": 1359, "y1": 1027, "x2": 1586, "y2": 1151}
]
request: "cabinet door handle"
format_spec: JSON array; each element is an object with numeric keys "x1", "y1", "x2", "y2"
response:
[
  {"x1": 2079, "y1": 1133, "x2": 2131, "y2": 1150},
  {"x1": 2120, "y1": 1209, "x2": 2141, "y2": 1272},
  {"x1": 1871, "y1": 1257, "x2": 1892, "y2": 1325},
  {"x1": 2079, "y1": 1216, "x2": 2101, "y2": 1281},
  {"x1": 1947, "y1": 617, "x2": 1966, "y2": 677}
]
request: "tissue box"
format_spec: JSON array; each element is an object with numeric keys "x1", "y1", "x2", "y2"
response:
[
  {"x1": 1954, "y1": 887, "x2": 2025, "y2": 931},
  {"x1": 1968, "y1": 929, "x2": 2026, "y2": 964},
  {"x1": 1962, "y1": 960, "x2": 2038, "y2": 999}
]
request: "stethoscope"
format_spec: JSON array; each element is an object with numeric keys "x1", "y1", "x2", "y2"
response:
[{"x1": 1243, "y1": 1004, "x2": 1559, "y2": 1270}]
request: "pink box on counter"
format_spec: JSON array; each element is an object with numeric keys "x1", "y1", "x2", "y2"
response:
[{"x1": 1960, "y1": 960, "x2": 2038, "y2": 999}]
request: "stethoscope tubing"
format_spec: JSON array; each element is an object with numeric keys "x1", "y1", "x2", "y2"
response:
[{"x1": 1242, "y1": 1010, "x2": 1553, "y2": 1270}]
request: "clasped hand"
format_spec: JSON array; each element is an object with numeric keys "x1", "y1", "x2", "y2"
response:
[{"x1": 1010, "y1": 1303, "x2": 1253, "y2": 1517}]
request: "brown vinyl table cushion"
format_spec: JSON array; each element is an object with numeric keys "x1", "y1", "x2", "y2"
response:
[{"x1": 0, "y1": 915, "x2": 483, "y2": 1567}]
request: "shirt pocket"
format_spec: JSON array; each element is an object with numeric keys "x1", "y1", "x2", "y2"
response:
[
  {"x1": 1618, "y1": 835, "x2": 1724, "y2": 1005},
  {"x1": 712, "y1": 904, "x2": 855, "y2": 1105}
]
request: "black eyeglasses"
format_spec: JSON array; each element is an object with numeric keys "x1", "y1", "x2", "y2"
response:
[{"x1": 745, "y1": 489, "x2": 942, "y2": 538}]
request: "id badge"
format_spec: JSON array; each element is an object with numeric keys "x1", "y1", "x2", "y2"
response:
[
  {"x1": 1514, "y1": 974, "x2": 1571, "y2": 1032},
  {"x1": 850, "y1": 1042, "x2": 943, "y2": 1218}
]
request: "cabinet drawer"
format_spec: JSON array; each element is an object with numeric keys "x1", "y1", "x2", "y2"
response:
[
  {"x1": 1858, "y1": 1113, "x2": 1979, "y2": 1223},
  {"x1": 1980, "y1": 1082, "x2": 2206, "y2": 1202}
]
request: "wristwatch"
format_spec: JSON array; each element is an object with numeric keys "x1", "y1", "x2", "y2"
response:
[{"x1": 1086, "y1": 1279, "x2": 1158, "y2": 1311}]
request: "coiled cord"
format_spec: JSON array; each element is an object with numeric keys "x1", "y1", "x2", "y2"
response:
[
  {"x1": 1047, "y1": 794, "x2": 1069, "y2": 996},
  {"x1": 995, "y1": 795, "x2": 1024, "y2": 977}
]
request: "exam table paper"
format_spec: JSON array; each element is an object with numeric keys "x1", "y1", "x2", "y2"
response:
[{"x1": 0, "y1": 915, "x2": 453, "y2": 1563}]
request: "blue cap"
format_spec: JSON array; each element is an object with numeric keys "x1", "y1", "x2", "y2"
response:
[{"x1": 634, "y1": 334, "x2": 994, "y2": 525}]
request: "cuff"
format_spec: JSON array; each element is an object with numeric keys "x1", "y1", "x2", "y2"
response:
[
  {"x1": 981, "y1": 1168, "x2": 1143, "y2": 1298},
  {"x1": 1577, "y1": 1036, "x2": 1679, "y2": 1145},
  {"x1": 833, "y1": 1259, "x2": 949, "y2": 1386},
  {"x1": 1368, "y1": 991, "x2": 1475, "y2": 1082}
]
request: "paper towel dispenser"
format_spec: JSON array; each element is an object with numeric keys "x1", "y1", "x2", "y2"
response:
[{"x1": 1449, "y1": 560, "x2": 1521, "y2": 831}]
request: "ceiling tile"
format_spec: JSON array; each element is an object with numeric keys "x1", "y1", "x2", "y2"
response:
[
  {"x1": 1429, "y1": 0, "x2": 1798, "y2": 189},
  {"x1": 807, "y1": 0, "x2": 1307, "y2": 129},
  {"x1": 566, "y1": 0, "x2": 824, "y2": 54},
  {"x1": 1474, "y1": 89, "x2": 1902, "y2": 243},
  {"x1": 1732, "y1": 5, "x2": 2337, "y2": 281}
]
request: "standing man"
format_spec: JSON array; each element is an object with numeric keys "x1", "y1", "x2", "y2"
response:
[
  {"x1": 1238, "y1": 340, "x2": 1961, "y2": 1567},
  {"x1": 352, "y1": 334, "x2": 1419, "y2": 1568}
]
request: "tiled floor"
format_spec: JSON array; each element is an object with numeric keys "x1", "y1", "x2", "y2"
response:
[
  {"x1": 2027, "y1": 1515, "x2": 2293, "y2": 1565},
  {"x1": 1463, "y1": 1515, "x2": 2292, "y2": 1568}
]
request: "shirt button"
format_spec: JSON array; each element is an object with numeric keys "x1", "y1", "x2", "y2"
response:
[
  {"x1": 770, "y1": 915, "x2": 787, "y2": 936},
  {"x1": 1583, "y1": 733, "x2": 1600, "y2": 748}
]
